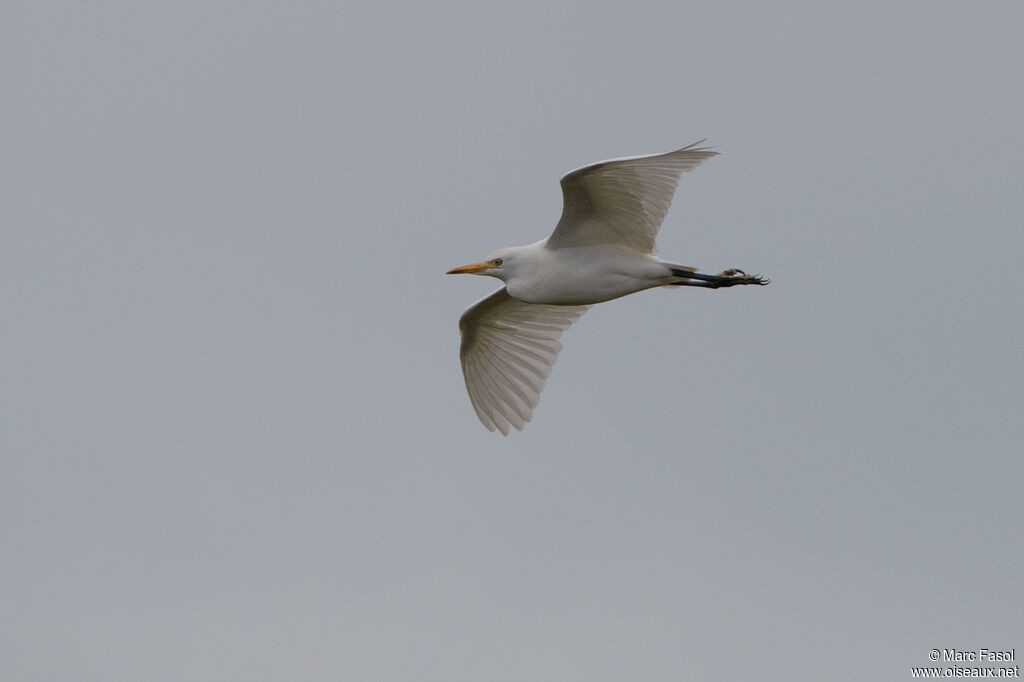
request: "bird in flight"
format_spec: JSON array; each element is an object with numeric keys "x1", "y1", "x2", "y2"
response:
[{"x1": 447, "y1": 140, "x2": 768, "y2": 434}]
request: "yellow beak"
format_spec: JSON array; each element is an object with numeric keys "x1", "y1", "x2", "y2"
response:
[{"x1": 446, "y1": 261, "x2": 493, "y2": 275}]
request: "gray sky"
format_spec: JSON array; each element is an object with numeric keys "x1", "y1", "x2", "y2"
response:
[{"x1": 3, "y1": 2, "x2": 1022, "y2": 680}]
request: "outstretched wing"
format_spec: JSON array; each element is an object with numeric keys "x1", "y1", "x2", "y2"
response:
[
  {"x1": 458, "y1": 288, "x2": 588, "y2": 435},
  {"x1": 546, "y1": 140, "x2": 719, "y2": 253}
]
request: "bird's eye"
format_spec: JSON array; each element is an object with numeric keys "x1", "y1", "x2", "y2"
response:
[{"x1": 492, "y1": 258, "x2": 503, "y2": 266}]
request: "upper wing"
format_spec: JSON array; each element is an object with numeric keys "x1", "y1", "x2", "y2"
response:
[
  {"x1": 458, "y1": 288, "x2": 588, "y2": 435},
  {"x1": 546, "y1": 140, "x2": 719, "y2": 253}
]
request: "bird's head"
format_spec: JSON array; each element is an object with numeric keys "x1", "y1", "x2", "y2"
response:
[{"x1": 446, "y1": 247, "x2": 519, "y2": 281}]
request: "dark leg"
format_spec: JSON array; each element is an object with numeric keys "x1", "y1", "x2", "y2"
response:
[{"x1": 670, "y1": 267, "x2": 770, "y2": 288}]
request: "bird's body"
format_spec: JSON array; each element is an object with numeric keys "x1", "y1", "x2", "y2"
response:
[
  {"x1": 498, "y1": 241, "x2": 676, "y2": 305},
  {"x1": 448, "y1": 140, "x2": 768, "y2": 435}
]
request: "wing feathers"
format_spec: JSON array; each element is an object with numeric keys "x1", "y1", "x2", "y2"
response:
[
  {"x1": 458, "y1": 288, "x2": 587, "y2": 435},
  {"x1": 547, "y1": 140, "x2": 719, "y2": 252}
]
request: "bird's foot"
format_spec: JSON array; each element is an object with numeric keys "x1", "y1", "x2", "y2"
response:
[{"x1": 716, "y1": 268, "x2": 770, "y2": 286}]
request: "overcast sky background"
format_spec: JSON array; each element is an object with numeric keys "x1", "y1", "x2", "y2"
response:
[{"x1": 3, "y1": 2, "x2": 1022, "y2": 680}]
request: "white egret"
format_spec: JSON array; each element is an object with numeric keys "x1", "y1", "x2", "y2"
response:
[{"x1": 447, "y1": 140, "x2": 768, "y2": 434}]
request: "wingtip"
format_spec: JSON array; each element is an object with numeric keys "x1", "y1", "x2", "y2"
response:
[{"x1": 680, "y1": 138, "x2": 720, "y2": 155}]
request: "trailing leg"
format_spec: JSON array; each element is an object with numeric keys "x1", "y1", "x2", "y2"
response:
[{"x1": 669, "y1": 267, "x2": 770, "y2": 288}]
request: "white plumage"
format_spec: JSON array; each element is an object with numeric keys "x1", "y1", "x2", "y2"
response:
[
  {"x1": 448, "y1": 140, "x2": 768, "y2": 434},
  {"x1": 458, "y1": 289, "x2": 587, "y2": 435},
  {"x1": 549, "y1": 142, "x2": 719, "y2": 252}
]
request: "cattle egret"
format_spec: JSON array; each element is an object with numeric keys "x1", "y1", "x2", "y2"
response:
[{"x1": 447, "y1": 140, "x2": 768, "y2": 434}]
